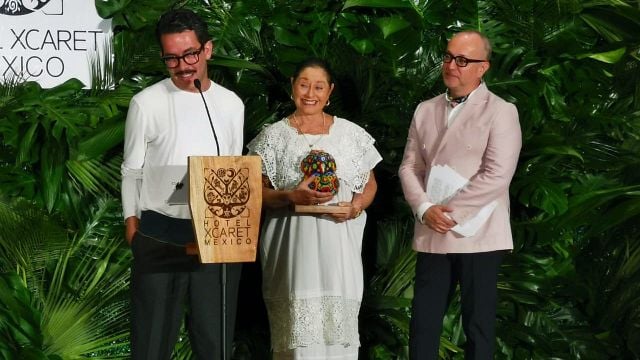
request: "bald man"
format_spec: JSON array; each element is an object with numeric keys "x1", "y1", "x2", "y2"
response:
[{"x1": 399, "y1": 31, "x2": 522, "y2": 359}]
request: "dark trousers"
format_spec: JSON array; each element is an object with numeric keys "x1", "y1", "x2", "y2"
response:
[
  {"x1": 130, "y1": 211, "x2": 241, "y2": 360},
  {"x1": 409, "y1": 251, "x2": 505, "y2": 360}
]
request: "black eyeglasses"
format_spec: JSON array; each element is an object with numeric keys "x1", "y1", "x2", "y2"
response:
[
  {"x1": 161, "y1": 46, "x2": 204, "y2": 68},
  {"x1": 443, "y1": 53, "x2": 488, "y2": 67}
]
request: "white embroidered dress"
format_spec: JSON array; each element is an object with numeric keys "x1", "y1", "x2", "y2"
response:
[{"x1": 247, "y1": 117, "x2": 382, "y2": 357}]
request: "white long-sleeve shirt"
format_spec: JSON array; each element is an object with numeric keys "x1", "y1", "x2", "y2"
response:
[{"x1": 121, "y1": 78, "x2": 244, "y2": 220}]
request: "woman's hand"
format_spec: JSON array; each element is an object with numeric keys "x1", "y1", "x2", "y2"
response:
[
  {"x1": 288, "y1": 176, "x2": 334, "y2": 205},
  {"x1": 327, "y1": 202, "x2": 363, "y2": 223}
]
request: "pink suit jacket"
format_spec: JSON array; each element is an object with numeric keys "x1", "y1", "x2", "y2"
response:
[{"x1": 398, "y1": 83, "x2": 522, "y2": 254}]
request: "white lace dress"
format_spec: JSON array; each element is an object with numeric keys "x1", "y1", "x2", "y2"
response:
[{"x1": 247, "y1": 117, "x2": 382, "y2": 359}]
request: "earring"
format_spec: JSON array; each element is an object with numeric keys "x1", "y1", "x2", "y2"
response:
[
  {"x1": 290, "y1": 94, "x2": 294, "y2": 100},
  {"x1": 325, "y1": 99, "x2": 331, "y2": 107}
]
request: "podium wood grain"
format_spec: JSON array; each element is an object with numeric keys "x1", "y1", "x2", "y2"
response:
[{"x1": 188, "y1": 156, "x2": 262, "y2": 263}]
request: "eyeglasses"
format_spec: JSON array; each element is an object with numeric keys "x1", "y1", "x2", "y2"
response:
[
  {"x1": 443, "y1": 53, "x2": 488, "y2": 67},
  {"x1": 161, "y1": 46, "x2": 204, "y2": 68}
]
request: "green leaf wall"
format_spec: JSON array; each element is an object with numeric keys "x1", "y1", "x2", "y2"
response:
[{"x1": 0, "y1": 0, "x2": 639, "y2": 358}]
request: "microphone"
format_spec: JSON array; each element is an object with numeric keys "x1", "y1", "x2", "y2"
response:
[{"x1": 194, "y1": 79, "x2": 220, "y2": 156}]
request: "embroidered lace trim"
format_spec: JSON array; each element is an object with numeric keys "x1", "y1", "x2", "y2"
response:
[
  {"x1": 265, "y1": 296, "x2": 361, "y2": 351},
  {"x1": 247, "y1": 118, "x2": 380, "y2": 192}
]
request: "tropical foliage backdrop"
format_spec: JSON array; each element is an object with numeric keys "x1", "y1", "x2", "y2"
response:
[{"x1": 1, "y1": 0, "x2": 639, "y2": 359}]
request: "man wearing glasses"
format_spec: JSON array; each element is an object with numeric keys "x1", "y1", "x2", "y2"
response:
[
  {"x1": 399, "y1": 31, "x2": 522, "y2": 359},
  {"x1": 121, "y1": 8, "x2": 244, "y2": 360}
]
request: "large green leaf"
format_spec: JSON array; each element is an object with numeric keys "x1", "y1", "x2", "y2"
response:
[
  {"x1": 94, "y1": 0, "x2": 132, "y2": 18},
  {"x1": 95, "y1": 0, "x2": 177, "y2": 30},
  {"x1": 580, "y1": 47, "x2": 627, "y2": 63}
]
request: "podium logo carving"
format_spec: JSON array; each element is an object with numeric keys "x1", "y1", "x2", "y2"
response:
[{"x1": 204, "y1": 167, "x2": 250, "y2": 219}]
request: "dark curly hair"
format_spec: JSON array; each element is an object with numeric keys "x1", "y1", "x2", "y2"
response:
[{"x1": 155, "y1": 9, "x2": 210, "y2": 51}]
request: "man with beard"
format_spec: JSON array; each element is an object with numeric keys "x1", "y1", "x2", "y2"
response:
[{"x1": 121, "y1": 9, "x2": 244, "y2": 359}]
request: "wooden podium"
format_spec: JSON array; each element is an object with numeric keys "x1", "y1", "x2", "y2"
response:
[
  {"x1": 187, "y1": 155, "x2": 262, "y2": 263},
  {"x1": 186, "y1": 155, "x2": 262, "y2": 360}
]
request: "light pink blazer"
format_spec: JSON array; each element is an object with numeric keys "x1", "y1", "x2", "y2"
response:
[{"x1": 398, "y1": 83, "x2": 522, "y2": 254}]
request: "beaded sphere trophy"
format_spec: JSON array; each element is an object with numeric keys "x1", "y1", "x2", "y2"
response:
[
  {"x1": 291, "y1": 112, "x2": 348, "y2": 214},
  {"x1": 294, "y1": 150, "x2": 348, "y2": 214},
  {"x1": 300, "y1": 150, "x2": 339, "y2": 194}
]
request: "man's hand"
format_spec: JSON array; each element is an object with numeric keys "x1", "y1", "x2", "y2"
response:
[
  {"x1": 422, "y1": 205, "x2": 456, "y2": 234},
  {"x1": 125, "y1": 216, "x2": 139, "y2": 245}
]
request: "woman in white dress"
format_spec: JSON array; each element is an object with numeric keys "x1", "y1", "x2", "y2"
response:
[{"x1": 247, "y1": 58, "x2": 382, "y2": 359}]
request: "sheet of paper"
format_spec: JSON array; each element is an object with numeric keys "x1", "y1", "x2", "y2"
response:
[
  {"x1": 425, "y1": 165, "x2": 468, "y2": 205},
  {"x1": 451, "y1": 200, "x2": 497, "y2": 237},
  {"x1": 426, "y1": 165, "x2": 496, "y2": 237}
]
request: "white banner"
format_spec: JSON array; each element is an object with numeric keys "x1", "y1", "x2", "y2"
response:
[{"x1": 0, "y1": 0, "x2": 113, "y2": 88}]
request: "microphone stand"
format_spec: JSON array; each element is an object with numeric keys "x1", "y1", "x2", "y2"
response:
[{"x1": 194, "y1": 79, "x2": 227, "y2": 359}]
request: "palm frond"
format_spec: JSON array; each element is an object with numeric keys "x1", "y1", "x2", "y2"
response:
[{"x1": 0, "y1": 198, "x2": 131, "y2": 358}]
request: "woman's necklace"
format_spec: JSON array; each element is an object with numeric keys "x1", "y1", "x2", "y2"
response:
[{"x1": 292, "y1": 112, "x2": 327, "y2": 149}]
